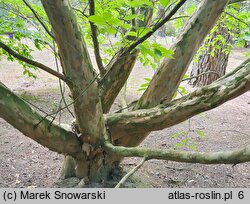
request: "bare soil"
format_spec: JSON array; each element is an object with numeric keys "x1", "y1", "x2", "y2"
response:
[{"x1": 0, "y1": 44, "x2": 249, "y2": 188}]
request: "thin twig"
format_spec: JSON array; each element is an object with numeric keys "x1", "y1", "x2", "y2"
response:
[
  {"x1": 121, "y1": 0, "x2": 187, "y2": 56},
  {"x1": 1, "y1": 4, "x2": 57, "y2": 54},
  {"x1": 0, "y1": 82, "x2": 51, "y2": 117},
  {"x1": 224, "y1": 11, "x2": 250, "y2": 26},
  {"x1": 182, "y1": 71, "x2": 219, "y2": 82},
  {"x1": 229, "y1": 0, "x2": 247, "y2": 4},
  {"x1": 0, "y1": 5, "x2": 39, "y2": 28},
  {"x1": 53, "y1": 40, "x2": 75, "y2": 118},
  {"x1": 131, "y1": 7, "x2": 136, "y2": 27},
  {"x1": 35, "y1": 73, "x2": 99, "y2": 127},
  {"x1": 115, "y1": 158, "x2": 146, "y2": 188},
  {"x1": 22, "y1": 97, "x2": 52, "y2": 117},
  {"x1": 168, "y1": 15, "x2": 190, "y2": 22},
  {"x1": 113, "y1": 100, "x2": 138, "y2": 113},
  {"x1": 153, "y1": 0, "x2": 179, "y2": 27},
  {"x1": 22, "y1": 0, "x2": 55, "y2": 40},
  {"x1": 0, "y1": 41, "x2": 66, "y2": 81},
  {"x1": 49, "y1": 97, "x2": 63, "y2": 128},
  {"x1": 72, "y1": 7, "x2": 89, "y2": 18},
  {"x1": 88, "y1": 0, "x2": 105, "y2": 76}
]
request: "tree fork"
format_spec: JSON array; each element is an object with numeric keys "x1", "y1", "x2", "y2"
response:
[
  {"x1": 41, "y1": 0, "x2": 106, "y2": 139},
  {"x1": 100, "y1": 5, "x2": 154, "y2": 113},
  {"x1": 135, "y1": 0, "x2": 230, "y2": 109},
  {"x1": 0, "y1": 83, "x2": 84, "y2": 159},
  {"x1": 41, "y1": 0, "x2": 110, "y2": 179},
  {"x1": 106, "y1": 58, "x2": 250, "y2": 143}
]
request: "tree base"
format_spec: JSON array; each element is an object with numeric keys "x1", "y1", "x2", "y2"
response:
[{"x1": 55, "y1": 164, "x2": 153, "y2": 188}]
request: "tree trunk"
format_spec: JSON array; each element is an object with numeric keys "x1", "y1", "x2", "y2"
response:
[
  {"x1": 135, "y1": 0, "x2": 230, "y2": 109},
  {"x1": 4, "y1": 0, "x2": 250, "y2": 187},
  {"x1": 189, "y1": 26, "x2": 233, "y2": 86}
]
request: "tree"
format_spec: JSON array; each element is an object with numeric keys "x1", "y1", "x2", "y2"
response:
[
  {"x1": 189, "y1": 3, "x2": 250, "y2": 86},
  {"x1": 0, "y1": 0, "x2": 250, "y2": 185}
]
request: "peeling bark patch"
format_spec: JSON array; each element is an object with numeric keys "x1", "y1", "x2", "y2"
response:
[{"x1": 107, "y1": 59, "x2": 250, "y2": 143}]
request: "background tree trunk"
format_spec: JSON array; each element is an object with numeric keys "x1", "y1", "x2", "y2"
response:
[
  {"x1": 157, "y1": 5, "x2": 166, "y2": 37},
  {"x1": 189, "y1": 25, "x2": 233, "y2": 86}
]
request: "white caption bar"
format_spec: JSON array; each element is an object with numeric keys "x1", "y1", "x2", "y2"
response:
[{"x1": 0, "y1": 188, "x2": 249, "y2": 204}]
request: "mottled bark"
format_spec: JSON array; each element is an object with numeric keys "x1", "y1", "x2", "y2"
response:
[
  {"x1": 1, "y1": 0, "x2": 250, "y2": 184},
  {"x1": 190, "y1": 26, "x2": 232, "y2": 86},
  {"x1": 100, "y1": 6, "x2": 153, "y2": 113},
  {"x1": 136, "y1": 0, "x2": 230, "y2": 109},
  {"x1": 115, "y1": 0, "x2": 230, "y2": 149},
  {"x1": 61, "y1": 156, "x2": 77, "y2": 178},
  {"x1": 104, "y1": 142, "x2": 250, "y2": 165},
  {"x1": 106, "y1": 58, "x2": 250, "y2": 141},
  {"x1": 41, "y1": 0, "x2": 107, "y2": 179},
  {"x1": 41, "y1": 0, "x2": 106, "y2": 140},
  {"x1": 0, "y1": 83, "x2": 84, "y2": 159},
  {"x1": 100, "y1": 50, "x2": 139, "y2": 113}
]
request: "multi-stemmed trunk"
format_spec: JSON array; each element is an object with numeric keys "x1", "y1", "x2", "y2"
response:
[{"x1": 0, "y1": 0, "x2": 250, "y2": 185}]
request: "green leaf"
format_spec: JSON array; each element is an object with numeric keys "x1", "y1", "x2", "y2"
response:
[
  {"x1": 178, "y1": 86, "x2": 188, "y2": 94},
  {"x1": 103, "y1": 12, "x2": 113, "y2": 20},
  {"x1": 230, "y1": 3, "x2": 240, "y2": 9},
  {"x1": 106, "y1": 27, "x2": 117, "y2": 35},
  {"x1": 160, "y1": 0, "x2": 170, "y2": 7},
  {"x1": 88, "y1": 15, "x2": 106, "y2": 25},
  {"x1": 174, "y1": 18, "x2": 184, "y2": 29},
  {"x1": 175, "y1": 139, "x2": 189, "y2": 148},
  {"x1": 144, "y1": 77, "x2": 151, "y2": 82},
  {"x1": 7, "y1": 54, "x2": 14, "y2": 61},
  {"x1": 137, "y1": 87, "x2": 147, "y2": 91},
  {"x1": 140, "y1": 83, "x2": 149, "y2": 87},
  {"x1": 186, "y1": 4, "x2": 196, "y2": 15},
  {"x1": 171, "y1": 131, "x2": 186, "y2": 138},
  {"x1": 137, "y1": 27, "x2": 152, "y2": 37},
  {"x1": 127, "y1": 0, "x2": 153, "y2": 8},
  {"x1": 189, "y1": 145, "x2": 197, "y2": 151},
  {"x1": 124, "y1": 14, "x2": 138, "y2": 21},
  {"x1": 127, "y1": 31, "x2": 137, "y2": 37},
  {"x1": 119, "y1": 23, "x2": 131, "y2": 30},
  {"x1": 154, "y1": 48, "x2": 162, "y2": 57},
  {"x1": 244, "y1": 52, "x2": 250, "y2": 57},
  {"x1": 195, "y1": 130, "x2": 205, "y2": 137},
  {"x1": 172, "y1": 91, "x2": 178, "y2": 99}
]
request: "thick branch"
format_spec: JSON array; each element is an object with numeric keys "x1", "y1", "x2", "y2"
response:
[
  {"x1": 106, "y1": 58, "x2": 250, "y2": 139},
  {"x1": 0, "y1": 83, "x2": 84, "y2": 159},
  {"x1": 88, "y1": 0, "x2": 105, "y2": 76},
  {"x1": 136, "y1": 0, "x2": 230, "y2": 109},
  {"x1": 0, "y1": 41, "x2": 66, "y2": 81},
  {"x1": 42, "y1": 0, "x2": 106, "y2": 140},
  {"x1": 100, "y1": 6, "x2": 153, "y2": 113},
  {"x1": 104, "y1": 142, "x2": 250, "y2": 165},
  {"x1": 22, "y1": 0, "x2": 55, "y2": 39},
  {"x1": 122, "y1": 0, "x2": 187, "y2": 56},
  {"x1": 100, "y1": 50, "x2": 139, "y2": 113}
]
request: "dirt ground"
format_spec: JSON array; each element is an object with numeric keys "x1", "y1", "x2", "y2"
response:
[{"x1": 0, "y1": 42, "x2": 249, "y2": 188}]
